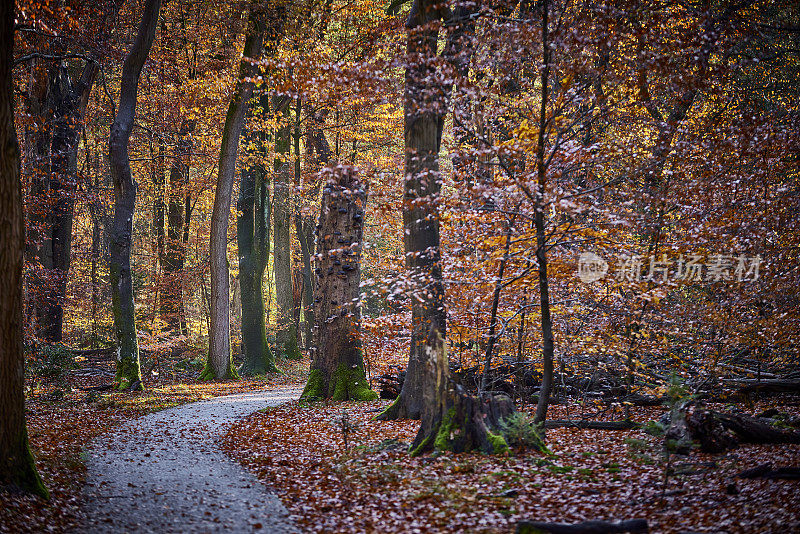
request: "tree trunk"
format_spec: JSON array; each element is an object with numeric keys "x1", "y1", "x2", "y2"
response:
[
  {"x1": 532, "y1": 0, "x2": 554, "y2": 427},
  {"x1": 0, "y1": 1, "x2": 48, "y2": 497},
  {"x1": 203, "y1": 5, "x2": 265, "y2": 380},
  {"x1": 162, "y1": 121, "x2": 193, "y2": 332},
  {"x1": 108, "y1": 0, "x2": 161, "y2": 391},
  {"x1": 297, "y1": 113, "x2": 330, "y2": 348},
  {"x1": 378, "y1": 0, "x2": 447, "y2": 422},
  {"x1": 237, "y1": 93, "x2": 277, "y2": 375},
  {"x1": 30, "y1": 60, "x2": 96, "y2": 342},
  {"x1": 272, "y1": 95, "x2": 301, "y2": 360},
  {"x1": 300, "y1": 165, "x2": 376, "y2": 401}
]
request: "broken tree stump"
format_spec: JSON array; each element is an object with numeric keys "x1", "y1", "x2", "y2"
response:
[{"x1": 300, "y1": 164, "x2": 377, "y2": 402}]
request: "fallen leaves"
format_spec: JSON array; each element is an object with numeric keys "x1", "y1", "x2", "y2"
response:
[{"x1": 222, "y1": 399, "x2": 800, "y2": 533}]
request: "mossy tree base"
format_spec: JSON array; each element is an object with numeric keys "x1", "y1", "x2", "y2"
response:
[
  {"x1": 1, "y1": 429, "x2": 49, "y2": 500},
  {"x1": 239, "y1": 347, "x2": 279, "y2": 376},
  {"x1": 199, "y1": 358, "x2": 240, "y2": 381},
  {"x1": 239, "y1": 360, "x2": 280, "y2": 376},
  {"x1": 301, "y1": 364, "x2": 378, "y2": 402},
  {"x1": 410, "y1": 386, "x2": 514, "y2": 457},
  {"x1": 115, "y1": 354, "x2": 144, "y2": 391}
]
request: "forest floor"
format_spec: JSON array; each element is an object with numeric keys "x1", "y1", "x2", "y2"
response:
[
  {"x1": 0, "y1": 354, "x2": 307, "y2": 534},
  {"x1": 222, "y1": 397, "x2": 800, "y2": 533}
]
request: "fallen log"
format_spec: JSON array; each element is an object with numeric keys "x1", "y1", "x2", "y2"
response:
[
  {"x1": 687, "y1": 409, "x2": 800, "y2": 453},
  {"x1": 544, "y1": 420, "x2": 640, "y2": 430},
  {"x1": 517, "y1": 519, "x2": 648, "y2": 534},
  {"x1": 737, "y1": 462, "x2": 800, "y2": 480}
]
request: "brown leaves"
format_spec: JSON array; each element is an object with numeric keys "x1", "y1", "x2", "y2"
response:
[{"x1": 223, "y1": 400, "x2": 800, "y2": 533}]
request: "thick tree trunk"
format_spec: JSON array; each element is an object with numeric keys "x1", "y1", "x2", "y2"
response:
[
  {"x1": 0, "y1": 2, "x2": 48, "y2": 498},
  {"x1": 300, "y1": 166, "x2": 376, "y2": 401},
  {"x1": 108, "y1": 0, "x2": 161, "y2": 391},
  {"x1": 378, "y1": 0, "x2": 447, "y2": 422},
  {"x1": 203, "y1": 5, "x2": 265, "y2": 380},
  {"x1": 31, "y1": 61, "x2": 96, "y2": 342},
  {"x1": 272, "y1": 95, "x2": 300, "y2": 360},
  {"x1": 238, "y1": 93, "x2": 277, "y2": 375}
]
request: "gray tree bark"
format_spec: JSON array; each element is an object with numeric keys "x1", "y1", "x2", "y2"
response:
[
  {"x1": 378, "y1": 0, "x2": 448, "y2": 422},
  {"x1": 108, "y1": 0, "x2": 161, "y2": 391},
  {"x1": 272, "y1": 96, "x2": 300, "y2": 360},
  {"x1": 203, "y1": 5, "x2": 265, "y2": 380}
]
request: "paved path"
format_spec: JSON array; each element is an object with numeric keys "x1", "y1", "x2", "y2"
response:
[{"x1": 81, "y1": 389, "x2": 301, "y2": 533}]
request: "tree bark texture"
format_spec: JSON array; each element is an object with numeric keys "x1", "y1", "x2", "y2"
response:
[
  {"x1": 378, "y1": 0, "x2": 447, "y2": 422},
  {"x1": 237, "y1": 93, "x2": 277, "y2": 375},
  {"x1": 161, "y1": 121, "x2": 193, "y2": 332},
  {"x1": 0, "y1": 0, "x2": 49, "y2": 498},
  {"x1": 272, "y1": 95, "x2": 301, "y2": 360},
  {"x1": 203, "y1": 5, "x2": 265, "y2": 380},
  {"x1": 300, "y1": 165, "x2": 376, "y2": 401},
  {"x1": 108, "y1": 0, "x2": 161, "y2": 391}
]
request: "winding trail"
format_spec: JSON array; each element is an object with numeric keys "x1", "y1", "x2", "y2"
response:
[{"x1": 81, "y1": 388, "x2": 301, "y2": 533}]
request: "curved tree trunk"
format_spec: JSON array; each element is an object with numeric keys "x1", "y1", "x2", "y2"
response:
[
  {"x1": 108, "y1": 0, "x2": 161, "y2": 391},
  {"x1": 203, "y1": 5, "x2": 265, "y2": 380},
  {"x1": 300, "y1": 165, "x2": 376, "y2": 401},
  {"x1": 0, "y1": 0, "x2": 48, "y2": 498},
  {"x1": 238, "y1": 93, "x2": 277, "y2": 375}
]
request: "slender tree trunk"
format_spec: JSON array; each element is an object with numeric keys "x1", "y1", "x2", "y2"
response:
[
  {"x1": 533, "y1": 0, "x2": 554, "y2": 426},
  {"x1": 297, "y1": 113, "x2": 330, "y2": 347},
  {"x1": 162, "y1": 121, "x2": 192, "y2": 332},
  {"x1": 480, "y1": 214, "x2": 516, "y2": 392},
  {"x1": 0, "y1": 2, "x2": 48, "y2": 498},
  {"x1": 391, "y1": 0, "x2": 515, "y2": 456},
  {"x1": 31, "y1": 61, "x2": 96, "y2": 342},
  {"x1": 108, "y1": 0, "x2": 161, "y2": 391},
  {"x1": 300, "y1": 166, "x2": 376, "y2": 401},
  {"x1": 203, "y1": 5, "x2": 265, "y2": 380},
  {"x1": 272, "y1": 95, "x2": 300, "y2": 360},
  {"x1": 238, "y1": 93, "x2": 277, "y2": 375}
]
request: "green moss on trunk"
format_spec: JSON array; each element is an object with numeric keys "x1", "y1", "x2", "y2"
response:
[
  {"x1": 433, "y1": 408, "x2": 457, "y2": 451},
  {"x1": 332, "y1": 364, "x2": 377, "y2": 401},
  {"x1": 238, "y1": 346, "x2": 279, "y2": 376},
  {"x1": 199, "y1": 358, "x2": 239, "y2": 381},
  {"x1": 301, "y1": 364, "x2": 377, "y2": 402},
  {"x1": 300, "y1": 368, "x2": 324, "y2": 401},
  {"x1": 3, "y1": 428, "x2": 49, "y2": 500}
]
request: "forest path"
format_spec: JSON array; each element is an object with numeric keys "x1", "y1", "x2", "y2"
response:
[{"x1": 81, "y1": 388, "x2": 301, "y2": 533}]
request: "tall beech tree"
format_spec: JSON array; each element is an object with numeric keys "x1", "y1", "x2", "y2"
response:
[
  {"x1": 108, "y1": 0, "x2": 162, "y2": 391},
  {"x1": 272, "y1": 95, "x2": 301, "y2": 360},
  {"x1": 301, "y1": 165, "x2": 377, "y2": 401},
  {"x1": 379, "y1": 0, "x2": 514, "y2": 456},
  {"x1": 0, "y1": 0, "x2": 48, "y2": 498},
  {"x1": 237, "y1": 93, "x2": 277, "y2": 375},
  {"x1": 203, "y1": 4, "x2": 265, "y2": 380}
]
